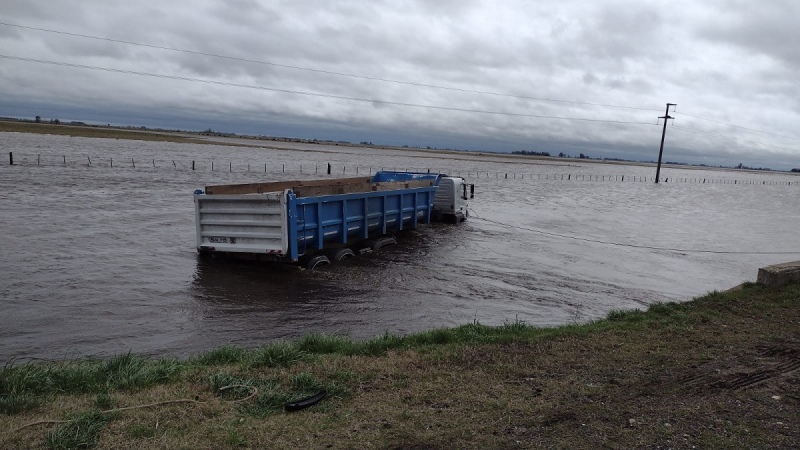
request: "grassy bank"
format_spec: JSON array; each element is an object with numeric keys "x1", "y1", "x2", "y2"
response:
[{"x1": 2, "y1": 283, "x2": 799, "y2": 449}]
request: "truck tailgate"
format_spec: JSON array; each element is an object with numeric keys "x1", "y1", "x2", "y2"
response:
[{"x1": 194, "y1": 192, "x2": 288, "y2": 255}]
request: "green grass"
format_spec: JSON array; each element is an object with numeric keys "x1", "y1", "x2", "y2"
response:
[
  {"x1": 93, "y1": 392, "x2": 114, "y2": 410},
  {"x1": 0, "y1": 309, "x2": 688, "y2": 416},
  {"x1": 45, "y1": 410, "x2": 111, "y2": 450},
  {"x1": 0, "y1": 391, "x2": 42, "y2": 415},
  {"x1": 226, "y1": 425, "x2": 247, "y2": 447},
  {"x1": 195, "y1": 345, "x2": 247, "y2": 366},
  {"x1": 243, "y1": 342, "x2": 308, "y2": 369},
  {"x1": 0, "y1": 353, "x2": 181, "y2": 415}
]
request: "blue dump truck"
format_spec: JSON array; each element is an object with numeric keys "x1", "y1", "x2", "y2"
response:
[{"x1": 194, "y1": 171, "x2": 474, "y2": 269}]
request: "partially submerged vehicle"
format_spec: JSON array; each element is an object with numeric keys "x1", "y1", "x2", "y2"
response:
[{"x1": 194, "y1": 171, "x2": 474, "y2": 269}]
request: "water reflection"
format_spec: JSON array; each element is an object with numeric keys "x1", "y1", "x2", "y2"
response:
[{"x1": 191, "y1": 255, "x2": 309, "y2": 308}]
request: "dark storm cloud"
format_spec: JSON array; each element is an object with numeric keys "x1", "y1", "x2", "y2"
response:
[
  {"x1": 699, "y1": 1, "x2": 800, "y2": 70},
  {"x1": 0, "y1": 0, "x2": 798, "y2": 168}
]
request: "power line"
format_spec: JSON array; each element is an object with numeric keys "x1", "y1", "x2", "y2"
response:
[
  {"x1": 0, "y1": 54, "x2": 659, "y2": 125},
  {"x1": 0, "y1": 21, "x2": 663, "y2": 112},
  {"x1": 675, "y1": 111, "x2": 800, "y2": 141},
  {"x1": 671, "y1": 125, "x2": 797, "y2": 153},
  {"x1": 471, "y1": 215, "x2": 800, "y2": 255}
]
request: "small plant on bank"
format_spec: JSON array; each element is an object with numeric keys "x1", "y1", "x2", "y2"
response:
[
  {"x1": 244, "y1": 342, "x2": 307, "y2": 369},
  {"x1": 45, "y1": 410, "x2": 111, "y2": 450},
  {"x1": 195, "y1": 345, "x2": 247, "y2": 366},
  {"x1": 93, "y1": 392, "x2": 114, "y2": 410}
]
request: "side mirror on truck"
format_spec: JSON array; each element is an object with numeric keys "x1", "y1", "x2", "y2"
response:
[{"x1": 462, "y1": 183, "x2": 475, "y2": 200}]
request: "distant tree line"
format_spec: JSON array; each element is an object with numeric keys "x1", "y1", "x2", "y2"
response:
[
  {"x1": 734, "y1": 162, "x2": 777, "y2": 171},
  {"x1": 512, "y1": 150, "x2": 551, "y2": 157}
]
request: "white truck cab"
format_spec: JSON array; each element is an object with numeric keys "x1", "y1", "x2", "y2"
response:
[{"x1": 432, "y1": 176, "x2": 474, "y2": 223}]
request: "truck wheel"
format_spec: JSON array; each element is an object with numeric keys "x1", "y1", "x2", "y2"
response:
[
  {"x1": 372, "y1": 237, "x2": 397, "y2": 251},
  {"x1": 332, "y1": 248, "x2": 355, "y2": 261},
  {"x1": 305, "y1": 255, "x2": 330, "y2": 270}
]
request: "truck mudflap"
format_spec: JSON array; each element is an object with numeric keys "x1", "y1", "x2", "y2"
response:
[{"x1": 194, "y1": 191, "x2": 289, "y2": 257}]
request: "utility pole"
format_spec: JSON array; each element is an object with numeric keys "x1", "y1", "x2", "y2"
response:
[{"x1": 655, "y1": 103, "x2": 676, "y2": 184}]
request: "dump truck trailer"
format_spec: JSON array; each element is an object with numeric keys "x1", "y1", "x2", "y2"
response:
[{"x1": 194, "y1": 171, "x2": 474, "y2": 269}]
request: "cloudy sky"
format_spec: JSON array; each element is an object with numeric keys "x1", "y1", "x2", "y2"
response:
[{"x1": 1, "y1": 0, "x2": 799, "y2": 169}]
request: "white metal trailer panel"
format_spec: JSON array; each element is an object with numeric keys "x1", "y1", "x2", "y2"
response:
[
  {"x1": 434, "y1": 177, "x2": 456, "y2": 213},
  {"x1": 194, "y1": 191, "x2": 288, "y2": 255}
]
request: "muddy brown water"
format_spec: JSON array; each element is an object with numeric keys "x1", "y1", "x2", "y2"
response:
[{"x1": 2, "y1": 132, "x2": 799, "y2": 363}]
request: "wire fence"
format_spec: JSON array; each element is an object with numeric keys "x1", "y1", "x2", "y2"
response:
[{"x1": 6, "y1": 152, "x2": 798, "y2": 186}]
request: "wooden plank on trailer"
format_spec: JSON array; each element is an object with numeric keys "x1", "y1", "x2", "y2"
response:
[
  {"x1": 205, "y1": 176, "x2": 372, "y2": 195},
  {"x1": 292, "y1": 179, "x2": 434, "y2": 197},
  {"x1": 207, "y1": 177, "x2": 436, "y2": 197}
]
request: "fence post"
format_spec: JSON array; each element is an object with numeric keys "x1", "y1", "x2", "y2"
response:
[
  {"x1": 327, "y1": 163, "x2": 331, "y2": 174},
  {"x1": 192, "y1": 161, "x2": 195, "y2": 170},
  {"x1": 9, "y1": 152, "x2": 13, "y2": 165}
]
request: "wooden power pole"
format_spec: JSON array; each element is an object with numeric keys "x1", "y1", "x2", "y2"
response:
[{"x1": 655, "y1": 103, "x2": 676, "y2": 184}]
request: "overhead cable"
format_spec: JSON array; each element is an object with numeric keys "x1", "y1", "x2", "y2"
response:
[
  {"x1": 676, "y1": 111, "x2": 800, "y2": 141},
  {"x1": 0, "y1": 54, "x2": 659, "y2": 125},
  {"x1": 671, "y1": 125, "x2": 796, "y2": 153},
  {"x1": 0, "y1": 21, "x2": 663, "y2": 112}
]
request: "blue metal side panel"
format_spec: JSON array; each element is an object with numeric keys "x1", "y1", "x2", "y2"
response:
[
  {"x1": 341, "y1": 199, "x2": 348, "y2": 244},
  {"x1": 361, "y1": 197, "x2": 369, "y2": 239},
  {"x1": 412, "y1": 192, "x2": 419, "y2": 228},
  {"x1": 291, "y1": 186, "x2": 436, "y2": 257},
  {"x1": 371, "y1": 171, "x2": 442, "y2": 184},
  {"x1": 286, "y1": 191, "x2": 299, "y2": 261},
  {"x1": 379, "y1": 196, "x2": 387, "y2": 234},
  {"x1": 316, "y1": 202, "x2": 323, "y2": 250}
]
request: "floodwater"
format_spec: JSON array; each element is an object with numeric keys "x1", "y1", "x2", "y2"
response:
[{"x1": 1, "y1": 132, "x2": 799, "y2": 364}]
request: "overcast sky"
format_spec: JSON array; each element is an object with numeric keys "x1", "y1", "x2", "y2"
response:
[{"x1": 1, "y1": 0, "x2": 799, "y2": 169}]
